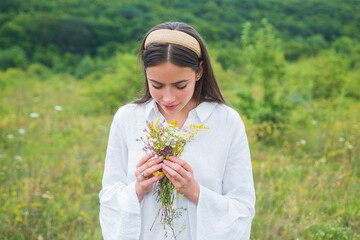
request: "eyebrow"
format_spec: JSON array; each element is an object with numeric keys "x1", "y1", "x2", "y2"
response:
[{"x1": 148, "y1": 79, "x2": 189, "y2": 85}]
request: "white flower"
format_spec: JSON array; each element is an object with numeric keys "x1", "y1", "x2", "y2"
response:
[
  {"x1": 41, "y1": 191, "x2": 53, "y2": 199},
  {"x1": 260, "y1": 163, "x2": 265, "y2": 168},
  {"x1": 15, "y1": 156, "x2": 23, "y2": 161},
  {"x1": 30, "y1": 113, "x2": 39, "y2": 118},
  {"x1": 346, "y1": 142, "x2": 353, "y2": 149},
  {"x1": 18, "y1": 128, "x2": 26, "y2": 134},
  {"x1": 311, "y1": 120, "x2": 318, "y2": 125},
  {"x1": 54, "y1": 105, "x2": 63, "y2": 111},
  {"x1": 7, "y1": 134, "x2": 14, "y2": 139},
  {"x1": 300, "y1": 139, "x2": 306, "y2": 145},
  {"x1": 339, "y1": 137, "x2": 345, "y2": 142}
]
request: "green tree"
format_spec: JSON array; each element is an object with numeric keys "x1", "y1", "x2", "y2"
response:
[{"x1": 238, "y1": 19, "x2": 291, "y2": 141}]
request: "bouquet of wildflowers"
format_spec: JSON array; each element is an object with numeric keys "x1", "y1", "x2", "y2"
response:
[{"x1": 137, "y1": 119, "x2": 208, "y2": 238}]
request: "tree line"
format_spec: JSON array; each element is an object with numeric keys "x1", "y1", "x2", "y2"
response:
[{"x1": 0, "y1": 0, "x2": 359, "y2": 68}]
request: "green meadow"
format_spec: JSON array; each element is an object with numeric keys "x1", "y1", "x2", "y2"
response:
[
  {"x1": 1, "y1": 0, "x2": 360, "y2": 239},
  {"x1": 2, "y1": 43, "x2": 360, "y2": 239}
]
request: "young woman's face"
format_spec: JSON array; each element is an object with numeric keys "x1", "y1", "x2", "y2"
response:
[{"x1": 146, "y1": 61, "x2": 203, "y2": 119}]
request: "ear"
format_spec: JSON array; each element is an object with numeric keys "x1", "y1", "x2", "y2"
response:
[{"x1": 196, "y1": 60, "x2": 204, "y2": 81}]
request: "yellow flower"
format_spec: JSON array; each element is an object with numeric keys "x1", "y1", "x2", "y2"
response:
[{"x1": 153, "y1": 171, "x2": 164, "y2": 177}]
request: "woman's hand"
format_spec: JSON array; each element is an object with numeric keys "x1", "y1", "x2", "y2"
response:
[
  {"x1": 135, "y1": 153, "x2": 164, "y2": 202},
  {"x1": 162, "y1": 156, "x2": 200, "y2": 205}
]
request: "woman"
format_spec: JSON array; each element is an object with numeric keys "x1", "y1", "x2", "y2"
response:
[{"x1": 99, "y1": 22, "x2": 255, "y2": 240}]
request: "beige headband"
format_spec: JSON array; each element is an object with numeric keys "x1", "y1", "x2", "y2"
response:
[{"x1": 144, "y1": 29, "x2": 201, "y2": 58}]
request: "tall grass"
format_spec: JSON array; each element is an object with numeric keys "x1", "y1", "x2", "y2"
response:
[{"x1": 0, "y1": 52, "x2": 359, "y2": 239}]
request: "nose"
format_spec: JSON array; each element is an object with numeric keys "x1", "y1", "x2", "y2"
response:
[{"x1": 162, "y1": 87, "x2": 175, "y2": 103}]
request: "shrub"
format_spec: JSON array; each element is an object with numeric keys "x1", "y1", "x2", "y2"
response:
[{"x1": 0, "y1": 46, "x2": 28, "y2": 70}]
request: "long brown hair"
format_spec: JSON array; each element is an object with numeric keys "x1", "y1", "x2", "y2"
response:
[{"x1": 133, "y1": 22, "x2": 226, "y2": 105}]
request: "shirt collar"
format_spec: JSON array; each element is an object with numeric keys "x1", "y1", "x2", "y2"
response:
[
  {"x1": 193, "y1": 101, "x2": 217, "y2": 122},
  {"x1": 145, "y1": 98, "x2": 217, "y2": 122},
  {"x1": 145, "y1": 99, "x2": 157, "y2": 119}
]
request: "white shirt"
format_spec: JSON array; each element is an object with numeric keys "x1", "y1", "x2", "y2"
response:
[{"x1": 99, "y1": 99, "x2": 255, "y2": 240}]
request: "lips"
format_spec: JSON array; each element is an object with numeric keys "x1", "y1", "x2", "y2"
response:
[{"x1": 163, "y1": 104, "x2": 178, "y2": 110}]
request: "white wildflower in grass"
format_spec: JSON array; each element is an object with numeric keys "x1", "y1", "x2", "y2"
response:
[
  {"x1": 339, "y1": 137, "x2": 345, "y2": 142},
  {"x1": 260, "y1": 162, "x2": 265, "y2": 168},
  {"x1": 345, "y1": 141, "x2": 353, "y2": 149},
  {"x1": 30, "y1": 113, "x2": 39, "y2": 118},
  {"x1": 7, "y1": 134, "x2": 14, "y2": 139},
  {"x1": 15, "y1": 156, "x2": 23, "y2": 161},
  {"x1": 18, "y1": 128, "x2": 26, "y2": 134},
  {"x1": 41, "y1": 191, "x2": 53, "y2": 200},
  {"x1": 137, "y1": 119, "x2": 208, "y2": 239},
  {"x1": 300, "y1": 139, "x2": 306, "y2": 145},
  {"x1": 54, "y1": 105, "x2": 63, "y2": 111},
  {"x1": 311, "y1": 120, "x2": 318, "y2": 125}
]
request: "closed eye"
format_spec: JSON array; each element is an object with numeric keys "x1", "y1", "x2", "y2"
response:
[
  {"x1": 152, "y1": 85, "x2": 162, "y2": 89},
  {"x1": 149, "y1": 79, "x2": 189, "y2": 90},
  {"x1": 176, "y1": 85, "x2": 187, "y2": 90}
]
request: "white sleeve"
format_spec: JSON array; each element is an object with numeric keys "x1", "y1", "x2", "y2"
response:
[
  {"x1": 99, "y1": 107, "x2": 141, "y2": 240},
  {"x1": 196, "y1": 111, "x2": 256, "y2": 240}
]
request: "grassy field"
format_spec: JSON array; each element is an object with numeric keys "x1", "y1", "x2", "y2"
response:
[{"x1": 1, "y1": 52, "x2": 359, "y2": 239}]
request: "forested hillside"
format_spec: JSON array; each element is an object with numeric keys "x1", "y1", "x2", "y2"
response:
[{"x1": 1, "y1": 0, "x2": 359, "y2": 65}]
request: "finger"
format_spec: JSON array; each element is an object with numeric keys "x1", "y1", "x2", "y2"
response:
[
  {"x1": 162, "y1": 162, "x2": 182, "y2": 182},
  {"x1": 140, "y1": 172, "x2": 164, "y2": 186},
  {"x1": 169, "y1": 156, "x2": 193, "y2": 172},
  {"x1": 136, "y1": 156, "x2": 163, "y2": 176},
  {"x1": 163, "y1": 159, "x2": 188, "y2": 178},
  {"x1": 141, "y1": 162, "x2": 163, "y2": 179},
  {"x1": 136, "y1": 152, "x2": 155, "y2": 168},
  {"x1": 162, "y1": 168, "x2": 175, "y2": 184}
]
